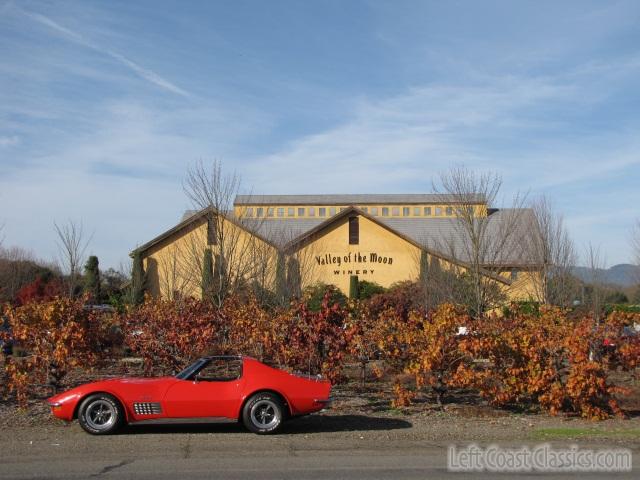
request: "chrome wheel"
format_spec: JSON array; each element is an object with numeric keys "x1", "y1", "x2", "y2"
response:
[
  {"x1": 250, "y1": 399, "x2": 279, "y2": 429},
  {"x1": 85, "y1": 399, "x2": 116, "y2": 431}
]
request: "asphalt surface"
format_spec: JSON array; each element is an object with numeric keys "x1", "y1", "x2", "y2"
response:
[{"x1": 1, "y1": 415, "x2": 637, "y2": 479}]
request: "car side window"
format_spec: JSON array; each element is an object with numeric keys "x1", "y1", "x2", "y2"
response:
[{"x1": 196, "y1": 358, "x2": 242, "y2": 382}]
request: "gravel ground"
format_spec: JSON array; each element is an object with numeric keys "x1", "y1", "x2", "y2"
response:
[
  {"x1": 2, "y1": 386, "x2": 639, "y2": 446},
  {"x1": 2, "y1": 361, "x2": 639, "y2": 445}
]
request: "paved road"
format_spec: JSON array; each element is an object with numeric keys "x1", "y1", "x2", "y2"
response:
[{"x1": 1, "y1": 415, "x2": 637, "y2": 479}]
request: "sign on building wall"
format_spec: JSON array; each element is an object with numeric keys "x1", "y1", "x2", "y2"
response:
[{"x1": 315, "y1": 252, "x2": 394, "y2": 276}]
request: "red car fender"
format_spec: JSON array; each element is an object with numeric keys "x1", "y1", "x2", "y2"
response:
[
  {"x1": 237, "y1": 358, "x2": 331, "y2": 417},
  {"x1": 235, "y1": 388, "x2": 294, "y2": 419},
  {"x1": 73, "y1": 388, "x2": 132, "y2": 422}
]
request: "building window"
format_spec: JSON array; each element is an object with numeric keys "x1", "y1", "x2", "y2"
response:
[
  {"x1": 207, "y1": 218, "x2": 217, "y2": 245},
  {"x1": 424, "y1": 207, "x2": 431, "y2": 216},
  {"x1": 277, "y1": 207, "x2": 284, "y2": 217},
  {"x1": 413, "y1": 207, "x2": 421, "y2": 216},
  {"x1": 267, "y1": 207, "x2": 274, "y2": 217},
  {"x1": 308, "y1": 207, "x2": 315, "y2": 217},
  {"x1": 446, "y1": 206, "x2": 453, "y2": 216},
  {"x1": 256, "y1": 207, "x2": 264, "y2": 217},
  {"x1": 392, "y1": 207, "x2": 400, "y2": 216},
  {"x1": 319, "y1": 207, "x2": 326, "y2": 217},
  {"x1": 329, "y1": 207, "x2": 336, "y2": 216},
  {"x1": 298, "y1": 207, "x2": 305, "y2": 217},
  {"x1": 288, "y1": 207, "x2": 295, "y2": 217},
  {"x1": 349, "y1": 216, "x2": 359, "y2": 244},
  {"x1": 371, "y1": 207, "x2": 378, "y2": 216},
  {"x1": 510, "y1": 270, "x2": 519, "y2": 281},
  {"x1": 382, "y1": 207, "x2": 389, "y2": 216},
  {"x1": 403, "y1": 207, "x2": 410, "y2": 216},
  {"x1": 435, "y1": 207, "x2": 442, "y2": 216},
  {"x1": 360, "y1": 206, "x2": 368, "y2": 213},
  {"x1": 245, "y1": 207, "x2": 253, "y2": 217}
]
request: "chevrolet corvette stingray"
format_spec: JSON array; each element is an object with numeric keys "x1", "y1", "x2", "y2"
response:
[{"x1": 47, "y1": 356, "x2": 331, "y2": 435}]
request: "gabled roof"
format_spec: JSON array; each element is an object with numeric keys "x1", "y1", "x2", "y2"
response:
[
  {"x1": 234, "y1": 193, "x2": 487, "y2": 205},
  {"x1": 130, "y1": 207, "x2": 279, "y2": 256},
  {"x1": 272, "y1": 206, "x2": 513, "y2": 285},
  {"x1": 133, "y1": 204, "x2": 536, "y2": 286}
]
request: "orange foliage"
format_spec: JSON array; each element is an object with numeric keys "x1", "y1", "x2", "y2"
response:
[{"x1": 2, "y1": 297, "x2": 108, "y2": 406}]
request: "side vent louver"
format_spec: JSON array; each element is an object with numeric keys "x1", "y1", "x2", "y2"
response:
[{"x1": 133, "y1": 402, "x2": 162, "y2": 415}]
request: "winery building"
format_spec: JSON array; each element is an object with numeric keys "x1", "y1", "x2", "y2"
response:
[{"x1": 132, "y1": 194, "x2": 540, "y2": 302}]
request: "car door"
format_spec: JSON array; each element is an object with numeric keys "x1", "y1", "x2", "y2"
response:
[{"x1": 163, "y1": 358, "x2": 244, "y2": 419}]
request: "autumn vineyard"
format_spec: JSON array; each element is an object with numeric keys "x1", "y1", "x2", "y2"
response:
[{"x1": 2, "y1": 285, "x2": 640, "y2": 421}]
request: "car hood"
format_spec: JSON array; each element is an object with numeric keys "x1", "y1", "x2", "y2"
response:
[{"x1": 47, "y1": 376, "x2": 176, "y2": 404}]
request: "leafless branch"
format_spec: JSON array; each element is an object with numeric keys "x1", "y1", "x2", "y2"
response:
[
  {"x1": 183, "y1": 160, "x2": 271, "y2": 306},
  {"x1": 584, "y1": 243, "x2": 606, "y2": 322},
  {"x1": 526, "y1": 195, "x2": 578, "y2": 306},
  {"x1": 632, "y1": 219, "x2": 640, "y2": 266},
  {"x1": 54, "y1": 220, "x2": 92, "y2": 297},
  {"x1": 431, "y1": 166, "x2": 528, "y2": 315}
]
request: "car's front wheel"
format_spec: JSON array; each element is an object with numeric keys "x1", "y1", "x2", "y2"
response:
[
  {"x1": 77, "y1": 393, "x2": 124, "y2": 435},
  {"x1": 242, "y1": 393, "x2": 284, "y2": 434}
]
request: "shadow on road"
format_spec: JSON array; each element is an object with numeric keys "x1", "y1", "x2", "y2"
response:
[{"x1": 120, "y1": 414, "x2": 412, "y2": 435}]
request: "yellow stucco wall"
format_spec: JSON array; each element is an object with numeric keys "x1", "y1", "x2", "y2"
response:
[
  {"x1": 140, "y1": 211, "x2": 537, "y2": 303},
  {"x1": 142, "y1": 216, "x2": 278, "y2": 300},
  {"x1": 294, "y1": 215, "x2": 421, "y2": 292},
  {"x1": 500, "y1": 269, "x2": 544, "y2": 303},
  {"x1": 233, "y1": 203, "x2": 486, "y2": 219}
]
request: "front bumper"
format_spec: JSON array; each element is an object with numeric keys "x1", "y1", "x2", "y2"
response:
[
  {"x1": 313, "y1": 397, "x2": 334, "y2": 409},
  {"x1": 47, "y1": 398, "x2": 76, "y2": 421}
]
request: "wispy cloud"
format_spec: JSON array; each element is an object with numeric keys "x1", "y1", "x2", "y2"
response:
[
  {"x1": 243, "y1": 76, "x2": 576, "y2": 192},
  {"x1": 0, "y1": 135, "x2": 19, "y2": 147},
  {"x1": 18, "y1": 8, "x2": 190, "y2": 97}
]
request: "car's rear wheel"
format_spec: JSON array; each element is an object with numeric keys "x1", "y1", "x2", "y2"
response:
[
  {"x1": 77, "y1": 393, "x2": 124, "y2": 435},
  {"x1": 242, "y1": 393, "x2": 284, "y2": 434}
]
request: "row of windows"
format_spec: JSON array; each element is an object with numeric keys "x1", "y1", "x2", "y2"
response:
[{"x1": 243, "y1": 205, "x2": 469, "y2": 218}]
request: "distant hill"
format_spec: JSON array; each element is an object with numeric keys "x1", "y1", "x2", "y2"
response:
[{"x1": 572, "y1": 264, "x2": 640, "y2": 287}]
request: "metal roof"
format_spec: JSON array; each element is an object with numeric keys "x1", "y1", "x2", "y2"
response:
[
  {"x1": 229, "y1": 208, "x2": 537, "y2": 266},
  {"x1": 138, "y1": 204, "x2": 536, "y2": 268}
]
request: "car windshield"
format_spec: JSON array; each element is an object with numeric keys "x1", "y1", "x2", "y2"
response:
[{"x1": 175, "y1": 358, "x2": 207, "y2": 380}]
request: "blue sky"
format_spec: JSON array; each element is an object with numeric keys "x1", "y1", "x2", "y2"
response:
[{"x1": 1, "y1": 0, "x2": 639, "y2": 269}]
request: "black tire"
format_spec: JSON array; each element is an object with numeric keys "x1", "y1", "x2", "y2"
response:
[
  {"x1": 77, "y1": 393, "x2": 124, "y2": 435},
  {"x1": 242, "y1": 392, "x2": 284, "y2": 434}
]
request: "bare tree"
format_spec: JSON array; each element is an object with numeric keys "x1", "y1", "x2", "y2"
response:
[
  {"x1": 253, "y1": 222, "x2": 320, "y2": 306},
  {"x1": 632, "y1": 219, "x2": 640, "y2": 266},
  {"x1": 431, "y1": 166, "x2": 527, "y2": 316},
  {"x1": 526, "y1": 196, "x2": 577, "y2": 306},
  {"x1": 54, "y1": 220, "x2": 91, "y2": 297},
  {"x1": 183, "y1": 160, "x2": 269, "y2": 306},
  {"x1": 584, "y1": 243, "x2": 607, "y2": 322},
  {"x1": 630, "y1": 220, "x2": 640, "y2": 301},
  {"x1": 413, "y1": 248, "x2": 473, "y2": 311},
  {"x1": 156, "y1": 243, "x2": 196, "y2": 301},
  {"x1": 0, "y1": 246, "x2": 44, "y2": 302}
]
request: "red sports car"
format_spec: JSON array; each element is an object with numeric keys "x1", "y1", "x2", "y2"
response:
[{"x1": 47, "y1": 356, "x2": 332, "y2": 435}]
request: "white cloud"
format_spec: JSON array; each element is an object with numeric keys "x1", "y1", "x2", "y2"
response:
[
  {"x1": 18, "y1": 8, "x2": 190, "y2": 97},
  {"x1": 0, "y1": 135, "x2": 19, "y2": 147},
  {"x1": 242, "y1": 77, "x2": 576, "y2": 193},
  {"x1": 0, "y1": 98, "x2": 273, "y2": 268}
]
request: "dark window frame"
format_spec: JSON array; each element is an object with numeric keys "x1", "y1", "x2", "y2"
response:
[
  {"x1": 349, "y1": 216, "x2": 359, "y2": 245},
  {"x1": 207, "y1": 218, "x2": 217, "y2": 245}
]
